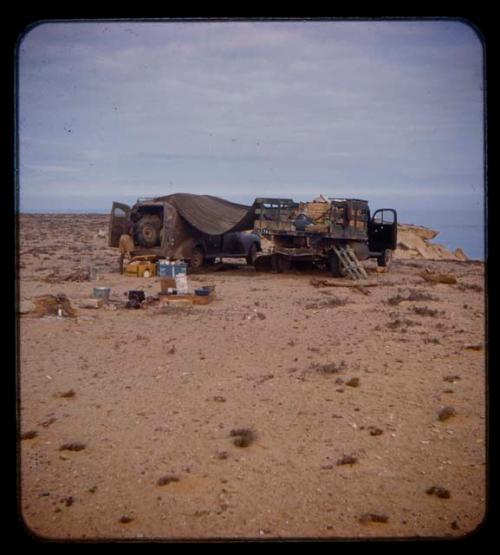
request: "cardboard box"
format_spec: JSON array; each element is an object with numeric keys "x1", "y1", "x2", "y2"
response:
[
  {"x1": 79, "y1": 298, "x2": 103, "y2": 309},
  {"x1": 192, "y1": 292, "x2": 216, "y2": 305},
  {"x1": 160, "y1": 295, "x2": 194, "y2": 306},
  {"x1": 160, "y1": 278, "x2": 177, "y2": 292},
  {"x1": 158, "y1": 292, "x2": 216, "y2": 306}
]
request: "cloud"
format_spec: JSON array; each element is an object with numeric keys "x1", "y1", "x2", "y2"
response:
[
  {"x1": 23, "y1": 163, "x2": 78, "y2": 173},
  {"x1": 18, "y1": 20, "x2": 484, "y2": 211}
]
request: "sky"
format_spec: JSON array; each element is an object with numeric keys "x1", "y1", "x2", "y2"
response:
[{"x1": 18, "y1": 19, "x2": 484, "y2": 224}]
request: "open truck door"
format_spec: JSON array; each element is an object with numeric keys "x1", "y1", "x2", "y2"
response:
[
  {"x1": 369, "y1": 209, "x2": 397, "y2": 265},
  {"x1": 108, "y1": 202, "x2": 131, "y2": 247}
]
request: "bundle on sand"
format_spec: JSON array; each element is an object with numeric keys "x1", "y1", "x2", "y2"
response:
[
  {"x1": 310, "y1": 278, "x2": 378, "y2": 288},
  {"x1": 32, "y1": 294, "x2": 77, "y2": 318},
  {"x1": 42, "y1": 267, "x2": 90, "y2": 283},
  {"x1": 420, "y1": 271, "x2": 457, "y2": 285},
  {"x1": 63, "y1": 268, "x2": 91, "y2": 282}
]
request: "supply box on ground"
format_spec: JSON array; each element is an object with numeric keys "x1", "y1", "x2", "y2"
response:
[
  {"x1": 125, "y1": 261, "x2": 157, "y2": 277},
  {"x1": 158, "y1": 260, "x2": 187, "y2": 278},
  {"x1": 160, "y1": 278, "x2": 177, "y2": 292},
  {"x1": 160, "y1": 292, "x2": 216, "y2": 306}
]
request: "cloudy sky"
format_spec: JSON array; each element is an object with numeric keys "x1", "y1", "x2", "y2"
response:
[{"x1": 18, "y1": 19, "x2": 484, "y2": 218}]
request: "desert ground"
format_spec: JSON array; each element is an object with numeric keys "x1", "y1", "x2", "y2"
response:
[{"x1": 18, "y1": 214, "x2": 486, "y2": 541}]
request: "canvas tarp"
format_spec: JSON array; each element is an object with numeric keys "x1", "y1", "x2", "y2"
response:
[{"x1": 153, "y1": 193, "x2": 258, "y2": 235}]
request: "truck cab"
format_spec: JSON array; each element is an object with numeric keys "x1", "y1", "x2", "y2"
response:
[{"x1": 368, "y1": 208, "x2": 398, "y2": 266}]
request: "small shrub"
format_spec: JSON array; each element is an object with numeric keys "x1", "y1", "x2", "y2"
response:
[
  {"x1": 324, "y1": 296, "x2": 349, "y2": 307},
  {"x1": 311, "y1": 361, "x2": 346, "y2": 374},
  {"x1": 412, "y1": 306, "x2": 440, "y2": 317},
  {"x1": 359, "y1": 513, "x2": 389, "y2": 523},
  {"x1": 387, "y1": 290, "x2": 437, "y2": 305},
  {"x1": 407, "y1": 290, "x2": 438, "y2": 302},
  {"x1": 59, "y1": 442, "x2": 86, "y2": 452},
  {"x1": 459, "y1": 283, "x2": 483, "y2": 293},
  {"x1": 157, "y1": 475, "x2": 179, "y2": 486},
  {"x1": 426, "y1": 486, "x2": 451, "y2": 499},
  {"x1": 443, "y1": 375, "x2": 461, "y2": 383},
  {"x1": 386, "y1": 318, "x2": 420, "y2": 330},
  {"x1": 424, "y1": 337, "x2": 441, "y2": 344},
  {"x1": 437, "y1": 406, "x2": 456, "y2": 422},
  {"x1": 336, "y1": 454, "x2": 357, "y2": 466},
  {"x1": 229, "y1": 428, "x2": 256, "y2": 447},
  {"x1": 387, "y1": 294, "x2": 406, "y2": 306},
  {"x1": 21, "y1": 430, "x2": 38, "y2": 440},
  {"x1": 58, "y1": 389, "x2": 76, "y2": 398}
]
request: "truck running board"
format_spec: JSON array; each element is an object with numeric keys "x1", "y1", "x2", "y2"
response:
[{"x1": 332, "y1": 244, "x2": 368, "y2": 280}]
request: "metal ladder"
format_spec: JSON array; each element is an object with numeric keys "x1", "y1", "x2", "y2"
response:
[{"x1": 333, "y1": 244, "x2": 368, "y2": 280}]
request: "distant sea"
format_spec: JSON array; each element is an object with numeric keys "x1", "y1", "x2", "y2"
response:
[{"x1": 20, "y1": 204, "x2": 486, "y2": 261}]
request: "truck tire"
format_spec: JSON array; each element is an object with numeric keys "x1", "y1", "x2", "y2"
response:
[
  {"x1": 377, "y1": 249, "x2": 393, "y2": 268},
  {"x1": 190, "y1": 246, "x2": 205, "y2": 269},
  {"x1": 246, "y1": 243, "x2": 258, "y2": 265},
  {"x1": 272, "y1": 254, "x2": 291, "y2": 273},
  {"x1": 330, "y1": 252, "x2": 348, "y2": 278},
  {"x1": 254, "y1": 254, "x2": 273, "y2": 272},
  {"x1": 136, "y1": 215, "x2": 162, "y2": 247}
]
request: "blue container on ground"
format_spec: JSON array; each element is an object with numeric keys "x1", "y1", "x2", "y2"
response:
[
  {"x1": 158, "y1": 260, "x2": 187, "y2": 278},
  {"x1": 158, "y1": 260, "x2": 173, "y2": 277},
  {"x1": 175, "y1": 263, "x2": 187, "y2": 277},
  {"x1": 195, "y1": 288, "x2": 210, "y2": 296}
]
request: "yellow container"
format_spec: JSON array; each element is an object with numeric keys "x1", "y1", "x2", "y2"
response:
[
  {"x1": 126, "y1": 261, "x2": 157, "y2": 277},
  {"x1": 125, "y1": 262, "x2": 140, "y2": 276},
  {"x1": 138, "y1": 262, "x2": 157, "y2": 277}
]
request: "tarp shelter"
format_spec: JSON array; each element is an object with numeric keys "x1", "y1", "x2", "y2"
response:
[{"x1": 153, "y1": 193, "x2": 258, "y2": 235}]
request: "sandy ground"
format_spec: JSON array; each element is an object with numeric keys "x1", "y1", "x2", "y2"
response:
[{"x1": 17, "y1": 214, "x2": 486, "y2": 541}]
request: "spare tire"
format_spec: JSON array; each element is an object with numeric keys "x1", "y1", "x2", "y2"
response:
[
  {"x1": 272, "y1": 254, "x2": 292, "y2": 273},
  {"x1": 136, "y1": 215, "x2": 162, "y2": 247}
]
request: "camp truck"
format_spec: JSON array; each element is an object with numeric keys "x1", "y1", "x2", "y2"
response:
[
  {"x1": 109, "y1": 193, "x2": 262, "y2": 268},
  {"x1": 252, "y1": 196, "x2": 397, "y2": 278}
]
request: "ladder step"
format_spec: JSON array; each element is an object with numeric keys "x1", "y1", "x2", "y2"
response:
[{"x1": 333, "y1": 244, "x2": 367, "y2": 280}]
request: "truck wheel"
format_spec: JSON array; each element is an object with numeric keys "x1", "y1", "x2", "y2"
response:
[
  {"x1": 190, "y1": 247, "x2": 205, "y2": 269},
  {"x1": 377, "y1": 249, "x2": 393, "y2": 268},
  {"x1": 136, "y1": 215, "x2": 161, "y2": 247},
  {"x1": 272, "y1": 254, "x2": 291, "y2": 273},
  {"x1": 246, "y1": 243, "x2": 258, "y2": 265},
  {"x1": 330, "y1": 253, "x2": 348, "y2": 278},
  {"x1": 254, "y1": 254, "x2": 273, "y2": 272}
]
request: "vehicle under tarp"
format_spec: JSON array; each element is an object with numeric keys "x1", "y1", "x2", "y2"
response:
[{"x1": 153, "y1": 193, "x2": 258, "y2": 235}]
